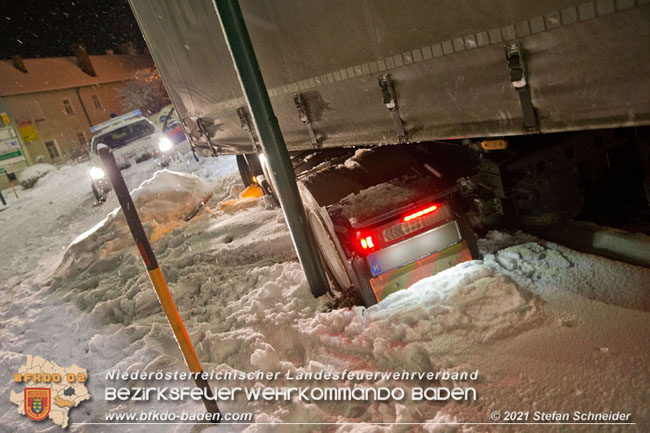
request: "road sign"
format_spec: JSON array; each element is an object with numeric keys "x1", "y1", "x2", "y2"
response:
[{"x1": 0, "y1": 127, "x2": 26, "y2": 169}]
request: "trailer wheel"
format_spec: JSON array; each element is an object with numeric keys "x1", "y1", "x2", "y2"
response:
[
  {"x1": 305, "y1": 208, "x2": 379, "y2": 306},
  {"x1": 307, "y1": 210, "x2": 352, "y2": 293},
  {"x1": 350, "y1": 257, "x2": 379, "y2": 307},
  {"x1": 236, "y1": 155, "x2": 253, "y2": 187},
  {"x1": 245, "y1": 154, "x2": 263, "y2": 178},
  {"x1": 259, "y1": 154, "x2": 280, "y2": 204},
  {"x1": 299, "y1": 183, "x2": 372, "y2": 304}
]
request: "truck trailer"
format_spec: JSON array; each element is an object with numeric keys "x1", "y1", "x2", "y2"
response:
[{"x1": 128, "y1": 0, "x2": 650, "y2": 305}]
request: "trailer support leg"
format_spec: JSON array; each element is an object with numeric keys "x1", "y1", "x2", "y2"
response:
[
  {"x1": 213, "y1": 0, "x2": 329, "y2": 297},
  {"x1": 98, "y1": 146, "x2": 221, "y2": 422}
]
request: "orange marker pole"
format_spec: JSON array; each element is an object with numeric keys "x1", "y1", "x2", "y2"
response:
[
  {"x1": 10, "y1": 182, "x2": 19, "y2": 199},
  {"x1": 98, "y1": 145, "x2": 220, "y2": 421}
]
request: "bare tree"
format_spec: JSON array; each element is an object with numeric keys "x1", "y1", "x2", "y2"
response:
[{"x1": 118, "y1": 67, "x2": 170, "y2": 115}]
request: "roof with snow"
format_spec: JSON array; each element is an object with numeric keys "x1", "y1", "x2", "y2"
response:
[{"x1": 0, "y1": 55, "x2": 151, "y2": 97}]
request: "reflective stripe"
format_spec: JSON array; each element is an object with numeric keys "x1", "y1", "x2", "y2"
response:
[{"x1": 148, "y1": 267, "x2": 202, "y2": 373}]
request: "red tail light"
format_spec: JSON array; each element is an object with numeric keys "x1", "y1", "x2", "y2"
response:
[
  {"x1": 352, "y1": 202, "x2": 448, "y2": 255},
  {"x1": 360, "y1": 235, "x2": 375, "y2": 249},
  {"x1": 403, "y1": 204, "x2": 439, "y2": 222},
  {"x1": 355, "y1": 232, "x2": 377, "y2": 254}
]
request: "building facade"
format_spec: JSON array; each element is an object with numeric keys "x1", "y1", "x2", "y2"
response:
[{"x1": 0, "y1": 52, "x2": 151, "y2": 188}]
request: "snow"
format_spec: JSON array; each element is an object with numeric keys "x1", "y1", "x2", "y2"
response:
[
  {"x1": 16, "y1": 162, "x2": 56, "y2": 184},
  {"x1": 341, "y1": 148, "x2": 373, "y2": 170},
  {"x1": 2, "y1": 147, "x2": 650, "y2": 432},
  {"x1": 339, "y1": 176, "x2": 436, "y2": 225},
  {"x1": 0, "y1": 147, "x2": 236, "y2": 285}
]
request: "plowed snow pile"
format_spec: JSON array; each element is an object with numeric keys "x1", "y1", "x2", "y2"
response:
[
  {"x1": 2, "y1": 162, "x2": 650, "y2": 432},
  {"x1": 52, "y1": 170, "x2": 213, "y2": 299}
]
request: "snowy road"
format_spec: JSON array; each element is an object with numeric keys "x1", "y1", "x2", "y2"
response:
[{"x1": 1, "y1": 151, "x2": 649, "y2": 432}]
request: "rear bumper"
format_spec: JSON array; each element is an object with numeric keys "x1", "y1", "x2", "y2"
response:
[
  {"x1": 367, "y1": 220, "x2": 462, "y2": 276},
  {"x1": 369, "y1": 240, "x2": 472, "y2": 302},
  {"x1": 365, "y1": 220, "x2": 472, "y2": 302}
]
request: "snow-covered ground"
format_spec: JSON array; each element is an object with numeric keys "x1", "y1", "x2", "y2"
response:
[{"x1": 1, "y1": 148, "x2": 649, "y2": 432}]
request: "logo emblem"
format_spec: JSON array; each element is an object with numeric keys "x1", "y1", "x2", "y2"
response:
[{"x1": 24, "y1": 388, "x2": 50, "y2": 421}]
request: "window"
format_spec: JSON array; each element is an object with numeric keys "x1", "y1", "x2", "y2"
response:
[
  {"x1": 77, "y1": 132, "x2": 87, "y2": 147},
  {"x1": 45, "y1": 141, "x2": 60, "y2": 159},
  {"x1": 91, "y1": 94, "x2": 102, "y2": 109},
  {"x1": 63, "y1": 99, "x2": 74, "y2": 115}
]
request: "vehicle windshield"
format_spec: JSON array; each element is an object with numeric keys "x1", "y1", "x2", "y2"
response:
[{"x1": 92, "y1": 119, "x2": 154, "y2": 151}]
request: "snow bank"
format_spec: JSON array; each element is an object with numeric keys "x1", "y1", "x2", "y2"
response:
[
  {"x1": 1, "y1": 153, "x2": 245, "y2": 431},
  {"x1": 51, "y1": 170, "x2": 214, "y2": 299},
  {"x1": 480, "y1": 231, "x2": 650, "y2": 312},
  {"x1": 16, "y1": 163, "x2": 57, "y2": 188},
  {"x1": 16, "y1": 163, "x2": 57, "y2": 183},
  {"x1": 296, "y1": 261, "x2": 544, "y2": 379},
  {"x1": 371, "y1": 261, "x2": 544, "y2": 341},
  {"x1": 4, "y1": 151, "x2": 650, "y2": 431},
  {"x1": 39, "y1": 177, "x2": 650, "y2": 430}
]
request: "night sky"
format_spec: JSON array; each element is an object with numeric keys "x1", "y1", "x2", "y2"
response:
[{"x1": 2, "y1": 0, "x2": 148, "y2": 60}]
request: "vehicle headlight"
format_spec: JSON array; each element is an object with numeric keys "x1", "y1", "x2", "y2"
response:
[
  {"x1": 158, "y1": 137, "x2": 173, "y2": 152},
  {"x1": 89, "y1": 166, "x2": 105, "y2": 180}
]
